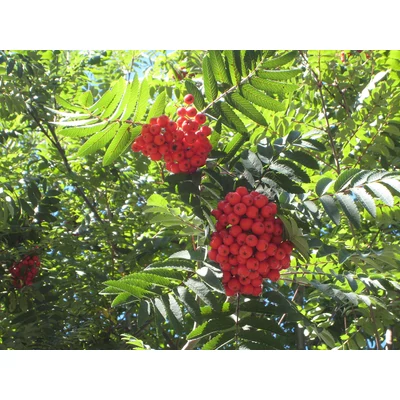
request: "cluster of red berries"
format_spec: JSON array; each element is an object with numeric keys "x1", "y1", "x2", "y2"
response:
[
  {"x1": 9, "y1": 255, "x2": 40, "y2": 289},
  {"x1": 208, "y1": 188, "x2": 294, "y2": 297},
  {"x1": 131, "y1": 94, "x2": 213, "y2": 174}
]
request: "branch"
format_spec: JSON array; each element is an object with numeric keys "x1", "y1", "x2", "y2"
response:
[{"x1": 299, "y1": 51, "x2": 341, "y2": 175}]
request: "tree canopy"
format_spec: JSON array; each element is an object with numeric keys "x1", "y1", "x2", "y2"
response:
[{"x1": 0, "y1": 49, "x2": 399, "y2": 350}]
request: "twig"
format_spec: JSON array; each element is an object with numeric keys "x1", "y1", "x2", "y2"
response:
[{"x1": 299, "y1": 51, "x2": 341, "y2": 175}]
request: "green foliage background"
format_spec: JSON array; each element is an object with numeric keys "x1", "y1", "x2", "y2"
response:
[{"x1": 0, "y1": 49, "x2": 399, "y2": 350}]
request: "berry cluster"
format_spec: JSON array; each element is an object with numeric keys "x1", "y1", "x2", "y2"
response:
[
  {"x1": 208, "y1": 188, "x2": 294, "y2": 297},
  {"x1": 131, "y1": 94, "x2": 213, "y2": 174},
  {"x1": 9, "y1": 255, "x2": 40, "y2": 289}
]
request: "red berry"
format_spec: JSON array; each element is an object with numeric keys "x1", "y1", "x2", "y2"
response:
[
  {"x1": 246, "y1": 258, "x2": 259, "y2": 271},
  {"x1": 242, "y1": 195, "x2": 254, "y2": 206},
  {"x1": 256, "y1": 239, "x2": 268, "y2": 252},
  {"x1": 239, "y1": 218, "x2": 253, "y2": 232},
  {"x1": 251, "y1": 222, "x2": 265, "y2": 235},
  {"x1": 236, "y1": 187, "x2": 249, "y2": 197},
  {"x1": 236, "y1": 233, "x2": 247, "y2": 246},
  {"x1": 239, "y1": 245, "x2": 253, "y2": 259},
  {"x1": 246, "y1": 206, "x2": 259, "y2": 219},
  {"x1": 226, "y1": 192, "x2": 241, "y2": 206},
  {"x1": 157, "y1": 115, "x2": 169, "y2": 127},
  {"x1": 242, "y1": 284, "x2": 254, "y2": 295},
  {"x1": 228, "y1": 278, "x2": 241, "y2": 292},
  {"x1": 237, "y1": 265, "x2": 250, "y2": 277},
  {"x1": 184, "y1": 94, "x2": 194, "y2": 105},
  {"x1": 229, "y1": 225, "x2": 242, "y2": 238},
  {"x1": 266, "y1": 243, "x2": 277, "y2": 256},
  {"x1": 267, "y1": 269, "x2": 280, "y2": 282},
  {"x1": 254, "y1": 194, "x2": 268, "y2": 209},
  {"x1": 245, "y1": 235, "x2": 258, "y2": 247},
  {"x1": 218, "y1": 245, "x2": 230, "y2": 257},
  {"x1": 200, "y1": 125, "x2": 212, "y2": 136},
  {"x1": 252, "y1": 286, "x2": 263, "y2": 296},
  {"x1": 195, "y1": 113, "x2": 207, "y2": 124},
  {"x1": 227, "y1": 213, "x2": 240, "y2": 226},
  {"x1": 222, "y1": 272, "x2": 231, "y2": 283},
  {"x1": 229, "y1": 243, "x2": 240, "y2": 255},
  {"x1": 233, "y1": 203, "x2": 247, "y2": 216},
  {"x1": 223, "y1": 235, "x2": 234, "y2": 246}
]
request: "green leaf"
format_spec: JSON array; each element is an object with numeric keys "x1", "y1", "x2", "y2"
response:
[
  {"x1": 351, "y1": 187, "x2": 376, "y2": 217},
  {"x1": 122, "y1": 272, "x2": 179, "y2": 288},
  {"x1": 227, "y1": 92, "x2": 268, "y2": 126},
  {"x1": 55, "y1": 95, "x2": 86, "y2": 112},
  {"x1": 89, "y1": 79, "x2": 124, "y2": 115},
  {"x1": 120, "y1": 75, "x2": 140, "y2": 120},
  {"x1": 272, "y1": 160, "x2": 310, "y2": 183},
  {"x1": 320, "y1": 195, "x2": 341, "y2": 225},
  {"x1": 202, "y1": 331, "x2": 236, "y2": 350},
  {"x1": 19, "y1": 295, "x2": 28, "y2": 313},
  {"x1": 98, "y1": 78, "x2": 127, "y2": 119},
  {"x1": 103, "y1": 281, "x2": 157, "y2": 299},
  {"x1": 239, "y1": 330, "x2": 284, "y2": 349},
  {"x1": 186, "y1": 317, "x2": 235, "y2": 340},
  {"x1": 185, "y1": 80, "x2": 206, "y2": 111},
  {"x1": 175, "y1": 286, "x2": 202, "y2": 322},
  {"x1": 261, "y1": 51, "x2": 298, "y2": 68},
  {"x1": 381, "y1": 178, "x2": 400, "y2": 195},
  {"x1": 250, "y1": 76, "x2": 298, "y2": 95},
  {"x1": 284, "y1": 150, "x2": 319, "y2": 170},
  {"x1": 349, "y1": 170, "x2": 372, "y2": 187},
  {"x1": 316, "y1": 177, "x2": 334, "y2": 197},
  {"x1": 133, "y1": 79, "x2": 149, "y2": 121},
  {"x1": 197, "y1": 266, "x2": 224, "y2": 293},
  {"x1": 241, "y1": 150, "x2": 263, "y2": 177},
  {"x1": 51, "y1": 118, "x2": 99, "y2": 127},
  {"x1": 262, "y1": 173, "x2": 305, "y2": 194},
  {"x1": 222, "y1": 133, "x2": 248, "y2": 164},
  {"x1": 145, "y1": 259, "x2": 195, "y2": 273},
  {"x1": 317, "y1": 329, "x2": 336, "y2": 348},
  {"x1": 184, "y1": 278, "x2": 220, "y2": 309},
  {"x1": 147, "y1": 193, "x2": 168, "y2": 208},
  {"x1": 241, "y1": 84, "x2": 286, "y2": 112},
  {"x1": 138, "y1": 300, "x2": 151, "y2": 328},
  {"x1": 209, "y1": 50, "x2": 230, "y2": 84},
  {"x1": 79, "y1": 90, "x2": 94, "y2": 107},
  {"x1": 103, "y1": 123, "x2": 131, "y2": 166},
  {"x1": 167, "y1": 294, "x2": 184, "y2": 325},
  {"x1": 170, "y1": 248, "x2": 207, "y2": 262},
  {"x1": 58, "y1": 121, "x2": 109, "y2": 137},
  {"x1": 257, "y1": 69, "x2": 302, "y2": 81},
  {"x1": 336, "y1": 193, "x2": 361, "y2": 229},
  {"x1": 366, "y1": 182, "x2": 394, "y2": 206},
  {"x1": 224, "y1": 50, "x2": 241, "y2": 85},
  {"x1": 239, "y1": 316, "x2": 287, "y2": 335},
  {"x1": 334, "y1": 169, "x2": 361, "y2": 192},
  {"x1": 219, "y1": 102, "x2": 247, "y2": 134},
  {"x1": 20, "y1": 198, "x2": 34, "y2": 216},
  {"x1": 146, "y1": 91, "x2": 166, "y2": 122},
  {"x1": 77, "y1": 123, "x2": 119, "y2": 157},
  {"x1": 111, "y1": 292, "x2": 132, "y2": 307},
  {"x1": 203, "y1": 55, "x2": 218, "y2": 102}
]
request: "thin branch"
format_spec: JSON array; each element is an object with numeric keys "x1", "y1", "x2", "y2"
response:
[{"x1": 299, "y1": 51, "x2": 341, "y2": 175}]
